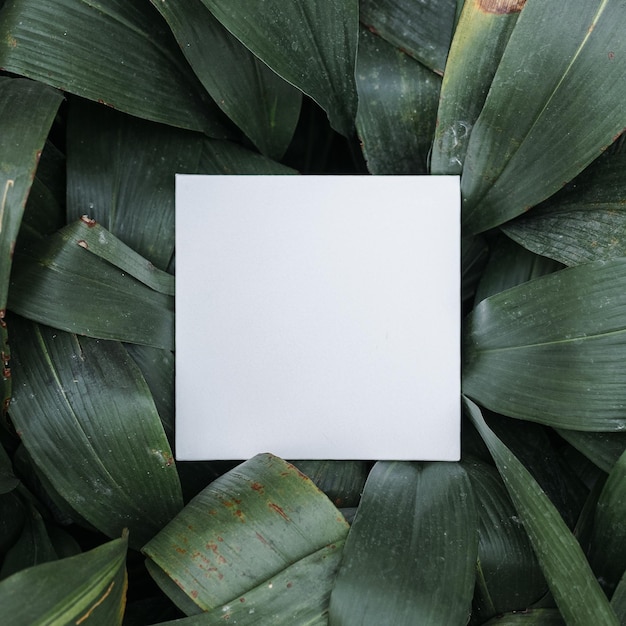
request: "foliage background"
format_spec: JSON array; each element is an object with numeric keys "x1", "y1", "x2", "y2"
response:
[{"x1": 1, "y1": 0, "x2": 626, "y2": 624}]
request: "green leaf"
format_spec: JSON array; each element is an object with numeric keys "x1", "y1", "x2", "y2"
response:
[
  {"x1": 589, "y1": 448, "x2": 626, "y2": 594},
  {"x1": 290, "y1": 460, "x2": 369, "y2": 508},
  {"x1": 0, "y1": 535, "x2": 127, "y2": 626},
  {"x1": 464, "y1": 459, "x2": 546, "y2": 622},
  {"x1": 556, "y1": 430, "x2": 626, "y2": 474},
  {"x1": 198, "y1": 138, "x2": 298, "y2": 175},
  {"x1": 359, "y1": 0, "x2": 457, "y2": 74},
  {"x1": 503, "y1": 150, "x2": 626, "y2": 266},
  {"x1": 463, "y1": 259, "x2": 626, "y2": 429},
  {"x1": 0, "y1": 491, "x2": 26, "y2": 556},
  {"x1": 465, "y1": 397, "x2": 619, "y2": 626},
  {"x1": 143, "y1": 453, "x2": 348, "y2": 617},
  {"x1": 328, "y1": 461, "x2": 478, "y2": 625},
  {"x1": 462, "y1": 0, "x2": 626, "y2": 234},
  {"x1": 474, "y1": 236, "x2": 562, "y2": 303},
  {"x1": 150, "y1": 0, "x2": 301, "y2": 159},
  {"x1": 431, "y1": 0, "x2": 522, "y2": 175},
  {"x1": 9, "y1": 220, "x2": 174, "y2": 350},
  {"x1": 66, "y1": 99, "x2": 201, "y2": 270},
  {"x1": 355, "y1": 28, "x2": 441, "y2": 174},
  {"x1": 8, "y1": 318, "x2": 182, "y2": 548},
  {"x1": 0, "y1": 503, "x2": 58, "y2": 579},
  {"x1": 0, "y1": 77, "x2": 63, "y2": 412},
  {"x1": 0, "y1": 441, "x2": 18, "y2": 494},
  {"x1": 202, "y1": 0, "x2": 358, "y2": 137},
  {"x1": 0, "y1": 0, "x2": 228, "y2": 136},
  {"x1": 610, "y1": 570, "x2": 626, "y2": 623},
  {"x1": 462, "y1": 235, "x2": 489, "y2": 305}
]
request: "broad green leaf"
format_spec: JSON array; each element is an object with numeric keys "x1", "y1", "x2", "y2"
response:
[
  {"x1": 483, "y1": 610, "x2": 565, "y2": 625},
  {"x1": 589, "y1": 448, "x2": 626, "y2": 594},
  {"x1": 474, "y1": 236, "x2": 562, "y2": 303},
  {"x1": 202, "y1": 0, "x2": 358, "y2": 137},
  {"x1": 290, "y1": 460, "x2": 369, "y2": 508},
  {"x1": 463, "y1": 259, "x2": 626, "y2": 429},
  {"x1": 462, "y1": 235, "x2": 489, "y2": 305},
  {"x1": 466, "y1": 398, "x2": 619, "y2": 625},
  {"x1": 0, "y1": 491, "x2": 25, "y2": 556},
  {"x1": 328, "y1": 461, "x2": 478, "y2": 625},
  {"x1": 0, "y1": 503, "x2": 57, "y2": 579},
  {"x1": 149, "y1": 545, "x2": 343, "y2": 625},
  {"x1": 0, "y1": 77, "x2": 62, "y2": 412},
  {"x1": 143, "y1": 453, "x2": 348, "y2": 617},
  {"x1": 355, "y1": 28, "x2": 441, "y2": 174},
  {"x1": 359, "y1": 0, "x2": 457, "y2": 74},
  {"x1": 504, "y1": 150, "x2": 626, "y2": 266},
  {"x1": 556, "y1": 430, "x2": 626, "y2": 474},
  {"x1": 0, "y1": 535, "x2": 127, "y2": 626},
  {"x1": 125, "y1": 344, "x2": 174, "y2": 440},
  {"x1": 0, "y1": 0, "x2": 228, "y2": 136},
  {"x1": 462, "y1": 0, "x2": 626, "y2": 234},
  {"x1": 431, "y1": 0, "x2": 522, "y2": 175},
  {"x1": 66, "y1": 99, "x2": 202, "y2": 270},
  {"x1": 0, "y1": 441, "x2": 18, "y2": 494},
  {"x1": 150, "y1": 0, "x2": 301, "y2": 159},
  {"x1": 464, "y1": 459, "x2": 546, "y2": 622},
  {"x1": 9, "y1": 318, "x2": 182, "y2": 548},
  {"x1": 9, "y1": 220, "x2": 174, "y2": 350}
]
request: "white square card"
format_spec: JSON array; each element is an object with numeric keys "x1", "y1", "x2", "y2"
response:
[{"x1": 176, "y1": 175, "x2": 460, "y2": 460}]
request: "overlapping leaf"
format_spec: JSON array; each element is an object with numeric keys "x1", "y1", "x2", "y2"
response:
[
  {"x1": 463, "y1": 258, "x2": 626, "y2": 429},
  {"x1": 431, "y1": 0, "x2": 523, "y2": 175},
  {"x1": 143, "y1": 454, "x2": 348, "y2": 619},
  {"x1": 9, "y1": 219, "x2": 174, "y2": 349},
  {"x1": 462, "y1": 0, "x2": 626, "y2": 233},
  {"x1": 0, "y1": 535, "x2": 127, "y2": 626},
  {"x1": 466, "y1": 398, "x2": 619, "y2": 626},
  {"x1": 329, "y1": 461, "x2": 477, "y2": 625},
  {"x1": 0, "y1": 77, "x2": 62, "y2": 412},
  {"x1": 0, "y1": 0, "x2": 227, "y2": 135},
  {"x1": 356, "y1": 28, "x2": 440, "y2": 174},
  {"x1": 359, "y1": 0, "x2": 457, "y2": 74},
  {"x1": 9, "y1": 317, "x2": 182, "y2": 548},
  {"x1": 504, "y1": 149, "x2": 626, "y2": 266},
  {"x1": 202, "y1": 0, "x2": 358, "y2": 136},
  {"x1": 150, "y1": 0, "x2": 301, "y2": 159}
]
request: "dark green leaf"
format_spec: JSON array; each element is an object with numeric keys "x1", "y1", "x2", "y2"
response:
[
  {"x1": 503, "y1": 150, "x2": 626, "y2": 266},
  {"x1": 0, "y1": 535, "x2": 127, "y2": 626},
  {"x1": 0, "y1": 491, "x2": 26, "y2": 556},
  {"x1": 0, "y1": 503, "x2": 57, "y2": 579},
  {"x1": 356, "y1": 28, "x2": 440, "y2": 174},
  {"x1": 589, "y1": 448, "x2": 626, "y2": 594},
  {"x1": 431, "y1": 0, "x2": 522, "y2": 175},
  {"x1": 150, "y1": 0, "x2": 301, "y2": 159},
  {"x1": 0, "y1": 77, "x2": 63, "y2": 412},
  {"x1": 9, "y1": 220, "x2": 174, "y2": 350},
  {"x1": 359, "y1": 0, "x2": 457, "y2": 74},
  {"x1": 463, "y1": 259, "x2": 626, "y2": 429},
  {"x1": 202, "y1": 0, "x2": 358, "y2": 136},
  {"x1": 466, "y1": 397, "x2": 619, "y2": 626},
  {"x1": 9, "y1": 318, "x2": 182, "y2": 548},
  {"x1": 198, "y1": 138, "x2": 298, "y2": 174},
  {"x1": 66, "y1": 99, "x2": 202, "y2": 270},
  {"x1": 474, "y1": 236, "x2": 562, "y2": 304},
  {"x1": 0, "y1": 0, "x2": 228, "y2": 136},
  {"x1": 464, "y1": 459, "x2": 546, "y2": 622},
  {"x1": 610, "y1": 570, "x2": 626, "y2": 623},
  {"x1": 0, "y1": 442, "x2": 18, "y2": 494},
  {"x1": 143, "y1": 454, "x2": 348, "y2": 617},
  {"x1": 290, "y1": 460, "x2": 369, "y2": 508},
  {"x1": 556, "y1": 430, "x2": 626, "y2": 474},
  {"x1": 462, "y1": 0, "x2": 626, "y2": 234},
  {"x1": 329, "y1": 461, "x2": 477, "y2": 625},
  {"x1": 462, "y1": 235, "x2": 489, "y2": 305}
]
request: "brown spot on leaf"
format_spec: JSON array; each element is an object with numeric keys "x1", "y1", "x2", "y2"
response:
[
  {"x1": 239, "y1": 597, "x2": 246, "y2": 603},
  {"x1": 609, "y1": 51, "x2": 615, "y2": 60},
  {"x1": 269, "y1": 503, "x2": 289, "y2": 521},
  {"x1": 80, "y1": 215, "x2": 97, "y2": 227},
  {"x1": 190, "y1": 590, "x2": 198, "y2": 599},
  {"x1": 256, "y1": 532, "x2": 268, "y2": 545},
  {"x1": 478, "y1": 0, "x2": 526, "y2": 13},
  {"x1": 251, "y1": 481, "x2": 265, "y2": 493}
]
